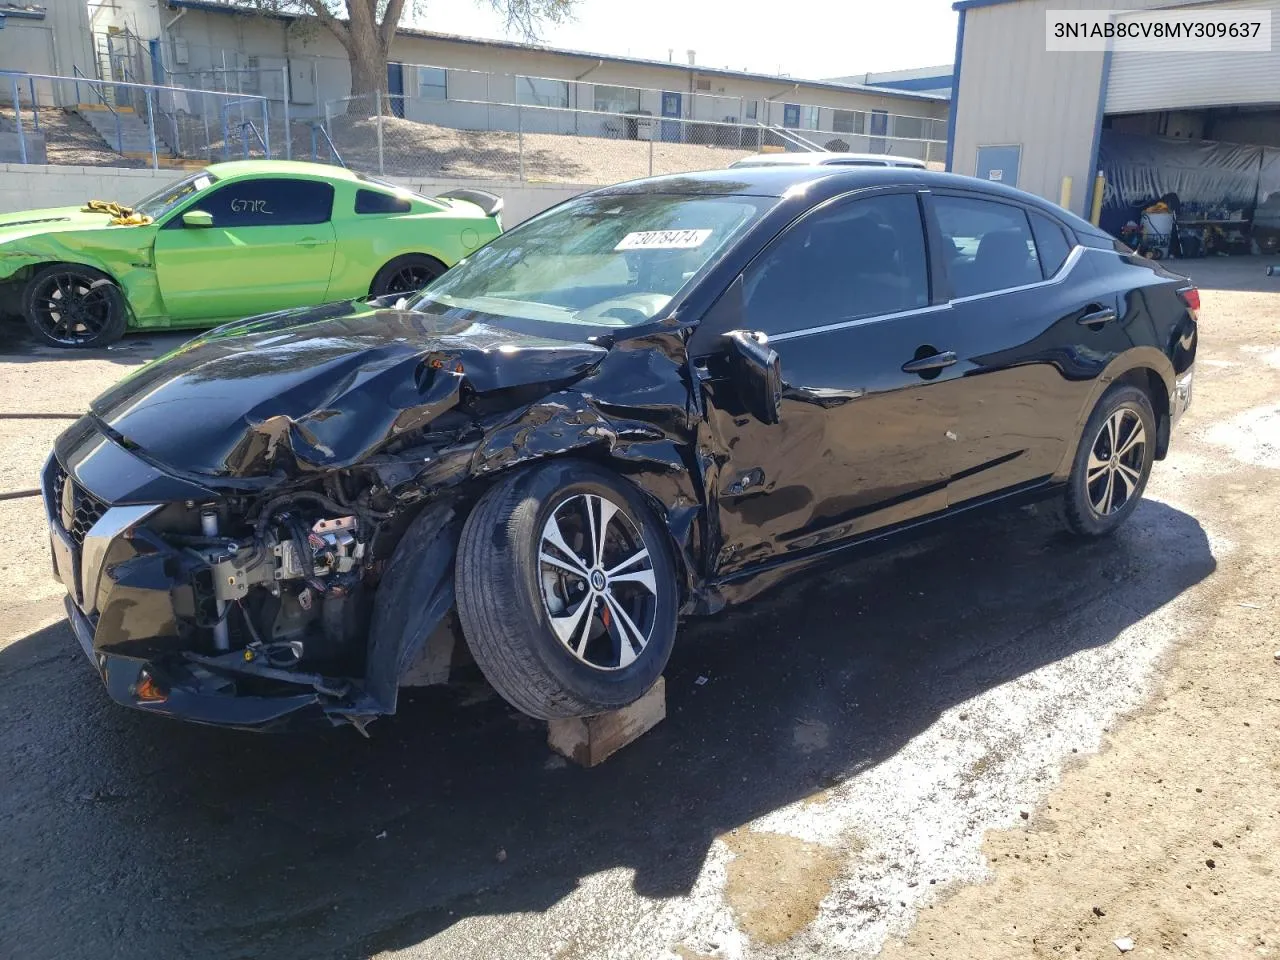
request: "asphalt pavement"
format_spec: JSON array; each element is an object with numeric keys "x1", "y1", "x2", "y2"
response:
[{"x1": 0, "y1": 264, "x2": 1261, "y2": 959}]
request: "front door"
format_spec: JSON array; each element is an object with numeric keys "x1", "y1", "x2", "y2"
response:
[
  {"x1": 154, "y1": 177, "x2": 338, "y2": 322},
  {"x1": 660, "y1": 91, "x2": 682, "y2": 143},
  {"x1": 386, "y1": 62, "x2": 406, "y2": 118},
  {"x1": 694, "y1": 190, "x2": 958, "y2": 578}
]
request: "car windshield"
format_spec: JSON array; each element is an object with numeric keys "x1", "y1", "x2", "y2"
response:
[
  {"x1": 410, "y1": 192, "x2": 772, "y2": 327},
  {"x1": 133, "y1": 170, "x2": 218, "y2": 220}
]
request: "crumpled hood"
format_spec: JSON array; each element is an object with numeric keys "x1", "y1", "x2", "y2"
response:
[
  {"x1": 0, "y1": 206, "x2": 129, "y2": 244},
  {"x1": 89, "y1": 300, "x2": 609, "y2": 477}
]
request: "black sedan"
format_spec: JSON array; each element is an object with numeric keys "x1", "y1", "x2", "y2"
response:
[{"x1": 43, "y1": 166, "x2": 1198, "y2": 730}]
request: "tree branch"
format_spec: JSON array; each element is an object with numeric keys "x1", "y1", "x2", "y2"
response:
[
  {"x1": 378, "y1": 0, "x2": 410, "y2": 50},
  {"x1": 299, "y1": 0, "x2": 350, "y2": 46}
]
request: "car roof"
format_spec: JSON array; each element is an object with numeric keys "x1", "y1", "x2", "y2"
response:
[
  {"x1": 595, "y1": 166, "x2": 1110, "y2": 237},
  {"x1": 204, "y1": 159, "x2": 364, "y2": 181},
  {"x1": 731, "y1": 152, "x2": 927, "y2": 168}
]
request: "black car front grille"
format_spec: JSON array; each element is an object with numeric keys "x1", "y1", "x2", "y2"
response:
[{"x1": 51, "y1": 461, "x2": 107, "y2": 545}]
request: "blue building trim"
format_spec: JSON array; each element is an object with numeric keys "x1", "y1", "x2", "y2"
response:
[
  {"x1": 870, "y1": 75, "x2": 954, "y2": 95},
  {"x1": 945, "y1": 8, "x2": 966, "y2": 171},
  {"x1": 953, "y1": 0, "x2": 1021, "y2": 10},
  {"x1": 1083, "y1": 49, "x2": 1114, "y2": 218}
]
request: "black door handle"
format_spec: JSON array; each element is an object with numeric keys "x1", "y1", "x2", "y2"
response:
[
  {"x1": 902, "y1": 350, "x2": 958, "y2": 374},
  {"x1": 1077, "y1": 306, "x2": 1117, "y2": 326}
]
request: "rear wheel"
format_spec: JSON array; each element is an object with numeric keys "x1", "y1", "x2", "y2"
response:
[
  {"x1": 1062, "y1": 384, "x2": 1156, "y2": 537},
  {"x1": 22, "y1": 265, "x2": 127, "y2": 348},
  {"x1": 369, "y1": 254, "x2": 447, "y2": 297},
  {"x1": 455, "y1": 461, "x2": 678, "y2": 719}
]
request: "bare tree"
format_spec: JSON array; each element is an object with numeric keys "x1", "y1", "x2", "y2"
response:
[{"x1": 244, "y1": 0, "x2": 574, "y2": 109}]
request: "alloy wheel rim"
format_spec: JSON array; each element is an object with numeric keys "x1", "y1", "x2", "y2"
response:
[
  {"x1": 386, "y1": 265, "x2": 435, "y2": 294},
  {"x1": 538, "y1": 493, "x2": 658, "y2": 671},
  {"x1": 31, "y1": 274, "x2": 112, "y2": 345},
  {"x1": 1087, "y1": 408, "x2": 1147, "y2": 516}
]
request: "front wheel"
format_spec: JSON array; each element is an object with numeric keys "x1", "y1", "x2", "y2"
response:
[
  {"x1": 369, "y1": 254, "x2": 447, "y2": 297},
  {"x1": 1062, "y1": 384, "x2": 1156, "y2": 537},
  {"x1": 22, "y1": 265, "x2": 127, "y2": 348},
  {"x1": 455, "y1": 461, "x2": 679, "y2": 719}
]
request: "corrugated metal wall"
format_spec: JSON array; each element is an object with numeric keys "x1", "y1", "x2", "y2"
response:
[
  {"x1": 1106, "y1": 0, "x2": 1280, "y2": 113},
  {"x1": 953, "y1": 0, "x2": 1280, "y2": 218},
  {"x1": 952, "y1": 0, "x2": 1111, "y2": 217}
]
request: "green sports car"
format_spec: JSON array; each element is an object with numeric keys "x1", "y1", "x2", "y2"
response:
[{"x1": 0, "y1": 160, "x2": 503, "y2": 348}]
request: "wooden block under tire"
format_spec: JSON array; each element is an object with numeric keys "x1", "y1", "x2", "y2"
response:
[{"x1": 546, "y1": 677, "x2": 666, "y2": 767}]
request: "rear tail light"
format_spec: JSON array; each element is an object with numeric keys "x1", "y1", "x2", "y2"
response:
[{"x1": 1178, "y1": 286, "x2": 1200, "y2": 313}]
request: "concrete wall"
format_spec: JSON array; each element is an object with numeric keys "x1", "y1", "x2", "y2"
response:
[
  {"x1": 0, "y1": 0, "x2": 96, "y2": 105},
  {"x1": 0, "y1": 162, "x2": 590, "y2": 225},
  {"x1": 0, "y1": 20, "x2": 59, "y2": 100}
]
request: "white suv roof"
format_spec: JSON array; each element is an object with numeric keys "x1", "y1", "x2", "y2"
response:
[{"x1": 729, "y1": 152, "x2": 928, "y2": 169}]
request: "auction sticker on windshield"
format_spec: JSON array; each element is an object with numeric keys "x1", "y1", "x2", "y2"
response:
[{"x1": 615, "y1": 229, "x2": 713, "y2": 250}]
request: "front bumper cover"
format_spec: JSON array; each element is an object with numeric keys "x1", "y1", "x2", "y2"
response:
[
  {"x1": 43, "y1": 438, "x2": 370, "y2": 731},
  {"x1": 65, "y1": 597, "x2": 329, "y2": 731}
]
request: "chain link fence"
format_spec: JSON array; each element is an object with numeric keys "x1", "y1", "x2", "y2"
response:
[
  {"x1": 2, "y1": 70, "x2": 272, "y2": 168},
  {"x1": 4, "y1": 58, "x2": 947, "y2": 181},
  {"x1": 294, "y1": 89, "x2": 945, "y2": 184}
]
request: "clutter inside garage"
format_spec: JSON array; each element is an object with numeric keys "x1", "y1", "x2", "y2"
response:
[{"x1": 1098, "y1": 108, "x2": 1280, "y2": 260}]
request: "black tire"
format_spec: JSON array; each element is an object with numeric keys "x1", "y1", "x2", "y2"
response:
[
  {"x1": 455, "y1": 460, "x2": 679, "y2": 719},
  {"x1": 22, "y1": 265, "x2": 127, "y2": 348},
  {"x1": 369, "y1": 254, "x2": 447, "y2": 297},
  {"x1": 1062, "y1": 384, "x2": 1157, "y2": 537}
]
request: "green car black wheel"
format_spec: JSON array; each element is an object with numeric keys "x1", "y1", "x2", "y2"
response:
[{"x1": 22, "y1": 265, "x2": 127, "y2": 349}]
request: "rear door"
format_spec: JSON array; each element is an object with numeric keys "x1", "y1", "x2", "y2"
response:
[
  {"x1": 694, "y1": 188, "x2": 960, "y2": 577},
  {"x1": 927, "y1": 191, "x2": 1130, "y2": 506},
  {"x1": 154, "y1": 177, "x2": 338, "y2": 321}
]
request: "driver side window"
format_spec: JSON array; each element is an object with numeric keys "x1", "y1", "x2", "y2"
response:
[
  {"x1": 742, "y1": 192, "x2": 930, "y2": 336},
  {"x1": 177, "y1": 178, "x2": 335, "y2": 228}
]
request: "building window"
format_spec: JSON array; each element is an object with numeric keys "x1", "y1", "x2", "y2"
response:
[
  {"x1": 783, "y1": 103, "x2": 800, "y2": 128},
  {"x1": 832, "y1": 110, "x2": 864, "y2": 134},
  {"x1": 518, "y1": 76, "x2": 570, "y2": 109},
  {"x1": 594, "y1": 85, "x2": 641, "y2": 114},
  {"x1": 800, "y1": 105, "x2": 820, "y2": 130},
  {"x1": 418, "y1": 67, "x2": 447, "y2": 101},
  {"x1": 894, "y1": 115, "x2": 926, "y2": 140},
  {"x1": 744, "y1": 100, "x2": 758, "y2": 122}
]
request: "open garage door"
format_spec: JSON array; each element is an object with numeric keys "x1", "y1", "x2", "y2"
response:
[{"x1": 1105, "y1": 0, "x2": 1280, "y2": 114}]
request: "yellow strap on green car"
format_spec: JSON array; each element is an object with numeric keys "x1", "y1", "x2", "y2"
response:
[{"x1": 82, "y1": 199, "x2": 154, "y2": 226}]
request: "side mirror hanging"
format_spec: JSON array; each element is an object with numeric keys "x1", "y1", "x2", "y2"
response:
[{"x1": 724, "y1": 329, "x2": 783, "y2": 425}]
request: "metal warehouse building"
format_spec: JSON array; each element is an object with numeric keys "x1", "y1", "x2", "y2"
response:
[{"x1": 948, "y1": 0, "x2": 1280, "y2": 254}]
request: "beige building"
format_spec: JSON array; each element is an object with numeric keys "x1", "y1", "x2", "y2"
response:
[
  {"x1": 0, "y1": 0, "x2": 94, "y2": 104},
  {"x1": 86, "y1": 0, "x2": 950, "y2": 158}
]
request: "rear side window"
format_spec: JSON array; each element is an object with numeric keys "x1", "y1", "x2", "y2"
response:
[
  {"x1": 1029, "y1": 211, "x2": 1073, "y2": 278},
  {"x1": 192, "y1": 178, "x2": 334, "y2": 227},
  {"x1": 933, "y1": 195, "x2": 1040, "y2": 298},
  {"x1": 743, "y1": 192, "x2": 930, "y2": 335},
  {"x1": 355, "y1": 188, "x2": 412, "y2": 215}
]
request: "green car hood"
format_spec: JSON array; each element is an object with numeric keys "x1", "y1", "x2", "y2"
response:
[{"x1": 0, "y1": 206, "x2": 132, "y2": 243}]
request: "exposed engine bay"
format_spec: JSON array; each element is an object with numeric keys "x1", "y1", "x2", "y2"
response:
[{"x1": 148, "y1": 478, "x2": 439, "y2": 698}]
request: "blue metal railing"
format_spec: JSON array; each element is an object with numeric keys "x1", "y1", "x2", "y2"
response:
[
  {"x1": 69, "y1": 65, "x2": 124, "y2": 153},
  {"x1": 310, "y1": 122, "x2": 345, "y2": 167},
  {"x1": 220, "y1": 98, "x2": 272, "y2": 161},
  {"x1": 5, "y1": 70, "x2": 270, "y2": 168}
]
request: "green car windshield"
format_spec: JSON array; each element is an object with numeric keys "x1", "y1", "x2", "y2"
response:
[
  {"x1": 133, "y1": 171, "x2": 218, "y2": 220},
  {"x1": 412, "y1": 192, "x2": 772, "y2": 327}
]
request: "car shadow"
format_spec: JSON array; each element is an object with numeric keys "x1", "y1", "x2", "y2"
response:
[
  {"x1": 0, "y1": 325, "x2": 191, "y2": 365},
  {"x1": 0, "y1": 498, "x2": 1215, "y2": 960}
]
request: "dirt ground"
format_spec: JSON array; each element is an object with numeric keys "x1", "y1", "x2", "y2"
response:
[
  {"x1": 0, "y1": 257, "x2": 1275, "y2": 960},
  {"x1": 876, "y1": 259, "x2": 1280, "y2": 960}
]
